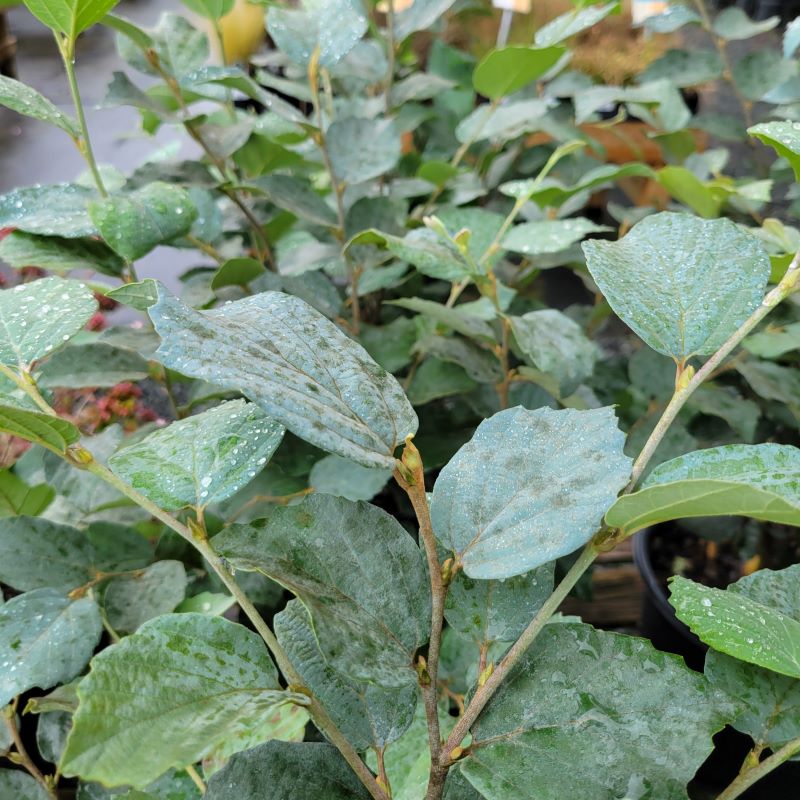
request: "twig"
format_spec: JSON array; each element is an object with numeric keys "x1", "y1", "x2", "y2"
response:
[
  {"x1": 186, "y1": 763, "x2": 207, "y2": 794},
  {"x1": 716, "y1": 737, "x2": 800, "y2": 800},
  {"x1": 3, "y1": 703, "x2": 57, "y2": 799},
  {"x1": 393, "y1": 440, "x2": 448, "y2": 800}
]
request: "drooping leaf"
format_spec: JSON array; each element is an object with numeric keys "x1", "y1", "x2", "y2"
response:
[
  {"x1": 205, "y1": 741, "x2": 371, "y2": 800},
  {"x1": 0, "y1": 770, "x2": 52, "y2": 800},
  {"x1": 61, "y1": 614, "x2": 302, "y2": 788},
  {"x1": 251, "y1": 175, "x2": 338, "y2": 227},
  {"x1": 712, "y1": 7, "x2": 779, "y2": 40},
  {"x1": 308, "y1": 454, "x2": 391, "y2": 502},
  {"x1": 472, "y1": 46, "x2": 566, "y2": 100},
  {"x1": 0, "y1": 405, "x2": 81, "y2": 454},
  {"x1": 23, "y1": 0, "x2": 121, "y2": 37},
  {"x1": 749, "y1": 121, "x2": 800, "y2": 182},
  {"x1": 743, "y1": 320, "x2": 800, "y2": 358},
  {"x1": 327, "y1": 117, "x2": 401, "y2": 185},
  {"x1": 0, "y1": 277, "x2": 98, "y2": 369},
  {"x1": 688, "y1": 385, "x2": 759, "y2": 443},
  {"x1": 430, "y1": 406, "x2": 631, "y2": 579},
  {"x1": 640, "y1": 48, "x2": 724, "y2": 88},
  {"x1": 89, "y1": 183, "x2": 198, "y2": 262},
  {"x1": 274, "y1": 599, "x2": 417, "y2": 750},
  {"x1": 582, "y1": 212, "x2": 770, "y2": 359},
  {"x1": 606, "y1": 444, "x2": 800, "y2": 535},
  {"x1": 109, "y1": 400, "x2": 284, "y2": 511},
  {"x1": 534, "y1": 2, "x2": 619, "y2": 46},
  {"x1": 37, "y1": 709, "x2": 72, "y2": 764},
  {"x1": 455, "y1": 98, "x2": 550, "y2": 144},
  {"x1": 0, "y1": 470, "x2": 54, "y2": 518},
  {"x1": 103, "y1": 561, "x2": 187, "y2": 633},
  {"x1": 267, "y1": 0, "x2": 367, "y2": 68},
  {"x1": 445, "y1": 562, "x2": 554, "y2": 647},
  {"x1": 460, "y1": 623, "x2": 731, "y2": 800},
  {"x1": 0, "y1": 184, "x2": 96, "y2": 237},
  {"x1": 389, "y1": 298, "x2": 494, "y2": 342},
  {"x1": 670, "y1": 569, "x2": 800, "y2": 679},
  {"x1": 36, "y1": 344, "x2": 150, "y2": 389},
  {"x1": 0, "y1": 75, "x2": 79, "y2": 136},
  {"x1": 0, "y1": 231, "x2": 125, "y2": 277},
  {"x1": 0, "y1": 588, "x2": 102, "y2": 707},
  {"x1": 214, "y1": 494, "x2": 430, "y2": 688},
  {"x1": 705, "y1": 649, "x2": 800, "y2": 749},
  {"x1": 502, "y1": 218, "x2": 611, "y2": 256},
  {"x1": 149, "y1": 287, "x2": 418, "y2": 469},
  {"x1": 508, "y1": 309, "x2": 597, "y2": 397}
]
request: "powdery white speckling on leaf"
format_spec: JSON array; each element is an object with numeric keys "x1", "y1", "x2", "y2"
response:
[
  {"x1": 148, "y1": 285, "x2": 417, "y2": 469},
  {"x1": 430, "y1": 406, "x2": 631, "y2": 579}
]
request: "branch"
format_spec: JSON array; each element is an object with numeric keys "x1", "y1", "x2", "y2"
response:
[
  {"x1": 716, "y1": 737, "x2": 800, "y2": 800},
  {"x1": 3, "y1": 704, "x2": 57, "y2": 799}
]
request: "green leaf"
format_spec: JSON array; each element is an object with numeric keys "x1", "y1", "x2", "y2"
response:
[
  {"x1": 214, "y1": 494, "x2": 430, "y2": 688},
  {"x1": 0, "y1": 405, "x2": 81, "y2": 454},
  {"x1": 743, "y1": 320, "x2": 800, "y2": 358},
  {"x1": 0, "y1": 470, "x2": 54, "y2": 518},
  {"x1": 23, "y1": 0, "x2": 121, "y2": 37},
  {"x1": 737, "y1": 359, "x2": 800, "y2": 406},
  {"x1": 61, "y1": 614, "x2": 301, "y2": 788},
  {"x1": 275, "y1": 599, "x2": 417, "y2": 750},
  {"x1": 36, "y1": 344, "x2": 150, "y2": 389},
  {"x1": 0, "y1": 231, "x2": 125, "y2": 277},
  {"x1": 656, "y1": 166, "x2": 725, "y2": 218},
  {"x1": 455, "y1": 98, "x2": 550, "y2": 144},
  {"x1": 389, "y1": 298, "x2": 494, "y2": 342},
  {"x1": 267, "y1": 0, "x2": 367, "y2": 68},
  {"x1": 712, "y1": 6, "x2": 779, "y2": 39},
  {"x1": 642, "y1": 3, "x2": 700, "y2": 32},
  {"x1": 114, "y1": 13, "x2": 208, "y2": 80},
  {"x1": 508, "y1": 309, "x2": 597, "y2": 396},
  {"x1": 109, "y1": 400, "x2": 284, "y2": 511},
  {"x1": 0, "y1": 588, "x2": 102, "y2": 707},
  {"x1": 149, "y1": 287, "x2": 418, "y2": 469},
  {"x1": 37, "y1": 709, "x2": 72, "y2": 764},
  {"x1": 0, "y1": 277, "x2": 98, "y2": 369},
  {"x1": 430, "y1": 406, "x2": 631, "y2": 579},
  {"x1": 309, "y1": 454, "x2": 391, "y2": 502},
  {"x1": 445, "y1": 562, "x2": 554, "y2": 647},
  {"x1": 0, "y1": 517, "x2": 96, "y2": 592},
  {"x1": 106, "y1": 279, "x2": 158, "y2": 311},
  {"x1": 250, "y1": 175, "x2": 338, "y2": 227},
  {"x1": 732, "y1": 50, "x2": 797, "y2": 101},
  {"x1": 180, "y1": 0, "x2": 233, "y2": 20},
  {"x1": 749, "y1": 121, "x2": 800, "y2": 182},
  {"x1": 394, "y1": 0, "x2": 456, "y2": 40},
  {"x1": 210, "y1": 258, "x2": 265, "y2": 290},
  {"x1": 705, "y1": 650, "x2": 800, "y2": 749},
  {"x1": 327, "y1": 117, "x2": 401, "y2": 184},
  {"x1": 90, "y1": 183, "x2": 198, "y2": 262},
  {"x1": 0, "y1": 184, "x2": 96, "y2": 237},
  {"x1": 605, "y1": 444, "x2": 800, "y2": 535},
  {"x1": 582, "y1": 212, "x2": 770, "y2": 360},
  {"x1": 640, "y1": 48, "x2": 724, "y2": 88},
  {"x1": 786, "y1": 15, "x2": 800, "y2": 57},
  {"x1": 175, "y1": 591, "x2": 234, "y2": 616},
  {"x1": 670, "y1": 571, "x2": 800, "y2": 679},
  {"x1": 534, "y1": 2, "x2": 619, "y2": 46},
  {"x1": 472, "y1": 46, "x2": 566, "y2": 100},
  {"x1": 408, "y1": 358, "x2": 477, "y2": 406},
  {"x1": 460, "y1": 622, "x2": 730, "y2": 800},
  {"x1": 688, "y1": 385, "x2": 759, "y2": 442},
  {"x1": 103, "y1": 561, "x2": 187, "y2": 633},
  {"x1": 502, "y1": 218, "x2": 611, "y2": 256},
  {"x1": 0, "y1": 75, "x2": 79, "y2": 135},
  {"x1": 205, "y1": 741, "x2": 371, "y2": 800},
  {"x1": 0, "y1": 770, "x2": 52, "y2": 800}
]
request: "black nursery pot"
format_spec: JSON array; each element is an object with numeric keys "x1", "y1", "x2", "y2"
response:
[{"x1": 632, "y1": 527, "x2": 707, "y2": 670}]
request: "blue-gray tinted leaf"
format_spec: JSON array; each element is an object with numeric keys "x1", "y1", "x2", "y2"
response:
[
  {"x1": 430, "y1": 407, "x2": 631, "y2": 579},
  {"x1": 582, "y1": 212, "x2": 770, "y2": 359}
]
